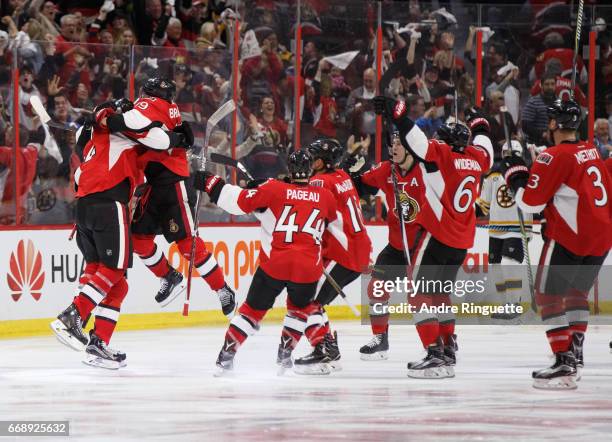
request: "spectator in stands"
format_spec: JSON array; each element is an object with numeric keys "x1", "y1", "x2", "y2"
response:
[
  {"x1": 486, "y1": 66, "x2": 520, "y2": 126},
  {"x1": 485, "y1": 90, "x2": 517, "y2": 159},
  {"x1": 240, "y1": 29, "x2": 282, "y2": 111},
  {"x1": 521, "y1": 72, "x2": 557, "y2": 146},
  {"x1": 530, "y1": 31, "x2": 587, "y2": 85},
  {"x1": 133, "y1": 0, "x2": 167, "y2": 45},
  {"x1": 433, "y1": 30, "x2": 465, "y2": 83},
  {"x1": 346, "y1": 68, "x2": 377, "y2": 138},
  {"x1": 594, "y1": 118, "x2": 612, "y2": 159},
  {"x1": 7, "y1": 63, "x2": 43, "y2": 131},
  {"x1": 414, "y1": 99, "x2": 444, "y2": 139},
  {"x1": 258, "y1": 95, "x2": 288, "y2": 147},
  {"x1": 153, "y1": 16, "x2": 187, "y2": 53},
  {"x1": 457, "y1": 72, "x2": 475, "y2": 107},
  {"x1": 27, "y1": 0, "x2": 60, "y2": 37},
  {"x1": 0, "y1": 125, "x2": 39, "y2": 225},
  {"x1": 54, "y1": 14, "x2": 92, "y2": 88}
]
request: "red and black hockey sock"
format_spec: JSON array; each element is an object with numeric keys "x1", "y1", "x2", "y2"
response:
[
  {"x1": 76, "y1": 262, "x2": 99, "y2": 325},
  {"x1": 546, "y1": 326, "x2": 572, "y2": 353},
  {"x1": 415, "y1": 318, "x2": 440, "y2": 348},
  {"x1": 439, "y1": 320, "x2": 456, "y2": 345},
  {"x1": 565, "y1": 288, "x2": 589, "y2": 336},
  {"x1": 304, "y1": 303, "x2": 327, "y2": 346},
  {"x1": 282, "y1": 300, "x2": 320, "y2": 350},
  {"x1": 177, "y1": 236, "x2": 225, "y2": 290},
  {"x1": 368, "y1": 278, "x2": 390, "y2": 335},
  {"x1": 73, "y1": 265, "x2": 125, "y2": 321},
  {"x1": 133, "y1": 234, "x2": 170, "y2": 278},
  {"x1": 537, "y1": 291, "x2": 570, "y2": 352},
  {"x1": 93, "y1": 277, "x2": 128, "y2": 344},
  {"x1": 224, "y1": 302, "x2": 267, "y2": 351}
]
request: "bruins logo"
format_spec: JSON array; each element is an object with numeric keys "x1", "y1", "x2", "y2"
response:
[
  {"x1": 496, "y1": 184, "x2": 515, "y2": 209},
  {"x1": 36, "y1": 188, "x2": 57, "y2": 211},
  {"x1": 395, "y1": 192, "x2": 420, "y2": 223},
  {"x1": 169, "y1": 219, "x2": 179, "y2": 233}
]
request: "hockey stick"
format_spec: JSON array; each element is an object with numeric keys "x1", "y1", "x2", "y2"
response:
[
  {"x1": 209, "y1": 152, "x2": 254, "y2": 181},
  {"x1": 501, "y1": 106, "x2": 536, "y2": 313},
  {"x1": 184, "y1": 99, "x2": 236, "y2": 316},
  {"x1": 29, "y1": 95, "x2": 74, "y2": 131},
  {"x1": 323, "y1": 269, "x2": 360, "y2": 317},
  {"x1": 570, "y1": 0, "x2": 585, "y2": 94}
]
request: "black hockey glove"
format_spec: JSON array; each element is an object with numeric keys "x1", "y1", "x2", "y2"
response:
[
  {"x1": 194, "y1": 171, "x2": 225, "y2": 204},
  {"x1": 465, "y1": 106, "x2": 490, "y2": 137},
  {"x1": 114, "y1": 98, "x2": 134, "y2": 113},
  {"x1": 500, "y1": 153, "x2": 529, "y2": 194},
  {"x1": 373, "y1": 95, "x2": 414, "y2": 134},
  {"x1": 172, "y1": 122, "x2": 194, "y2": 149}
]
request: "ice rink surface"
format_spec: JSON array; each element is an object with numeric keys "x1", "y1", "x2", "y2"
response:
[{"x1": 1, "y1": 322, "x2": 612, "y2": 442}]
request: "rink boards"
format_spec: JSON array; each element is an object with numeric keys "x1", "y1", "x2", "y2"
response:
[{"x1": 0, "y1": 225, "x2": 608, "y2": 338}]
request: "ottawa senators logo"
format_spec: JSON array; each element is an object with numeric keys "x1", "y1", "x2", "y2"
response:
[
  {"x1": 496, "y1": 184, "x2": 515, "y2": 208},
  {"x1": 395, "y1": 192, "x2": 420, "y2": 223},
  {"x1": 169, "y1": 219, "x2": 179, "y2": 233}
]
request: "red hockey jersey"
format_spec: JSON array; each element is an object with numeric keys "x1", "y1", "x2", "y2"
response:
[
  {"x1": 518, "y1": 142, "x2": 612, "y2": 256},
  {"x1": 360, "y1": 161, "x2": 425, "y2": 251},
  {"x1": 217, "y1": 179, "x2": 339, "y2": 283},
  {"x1": 404, "y1": 126, "x2": 493, "y2": 249},
  {"x1": 129, "y1": 97, "x2": 189, "y2": 177},
  {"x1": 75, "y1": 111, "x2": 141, "y2": 199},
  {"x1": 310, "y1": 169, "x2": 372, "y2": 273},
  {"x1": 533, "y1": 48, "x2": 587, "y2": 84}
]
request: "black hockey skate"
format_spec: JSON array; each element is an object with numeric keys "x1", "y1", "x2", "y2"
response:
[
  {"x1": 213, "y1": 338, "x2": 237, "y2": 377},
  {"x1": 407, "y1": 339, "x2": 454, "y2": 379},
  {"x1": 276, "y1": 336, "x2": 294, "y2": 375},
  {"x1": 359, "y1": 331, "x2": 389, "y2": 361},
  {"x1": 532, "y1": 351, "x2": 577, "y2": 390},
  {"x1": 293, "y1": 342, "x2": 331, "y2": 375},
  {"x1": 571, "y1": 332, "x2": 585, "y2": 381},
  {"x1": 83, "y1": 330, "x2": 127, "y2": 370},
  {"x1": 325, "y1": 331, "x2": 342, "y2": 371},
  {"x1": 50, "y1": 303, "x2": 89, "y2": 351},
  {"x1": 155, "y1": 268, "x2": 186, "y2": 307},
  {"x1": 217, "y1": 284, "x2": 237, "y2": 319},
  {"x1": 444, "y1": 334, "x2": 458, "y2": 366}
]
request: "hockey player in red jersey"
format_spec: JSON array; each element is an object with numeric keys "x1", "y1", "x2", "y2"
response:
[
  {"x1": 194, "y1": 149, "x2": 340, "y2": 375},
  {"x1": 50, "y1": 98, "x2": 188, "y2": 369},
  {"x1": 289, "y1": 138, "x2": 372, "y2": 374},
  {"x1": 343, "y1": 132, "x2": 426, "y2": 361},
  {"x1": 501, "y1": 98, "x2": 612, "y2": 390},
  {"x1": 129, "y1": 78, "x2": 235, "y2": 317},
  {"x1": 374, "y1": 96, "x2": 494, "y2": 378}
]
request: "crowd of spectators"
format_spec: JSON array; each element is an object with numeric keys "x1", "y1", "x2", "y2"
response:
[{"x1": 0, "y1": 0, "x2": 611, "y2": 225}]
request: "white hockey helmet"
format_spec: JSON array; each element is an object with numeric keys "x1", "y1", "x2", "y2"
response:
[{"x1": 502, "y1": 140, "x2": 523, "y2": 155}]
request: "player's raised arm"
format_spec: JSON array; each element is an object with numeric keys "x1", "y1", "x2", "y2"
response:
[
  {"x1": 372, "y1": 96, "x2": 430, "y2": 161},
  {"x1": 194, "y1": 171, "x2": 272, "y2": 216}
]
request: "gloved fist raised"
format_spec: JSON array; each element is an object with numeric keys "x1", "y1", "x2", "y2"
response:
[
  {"x1": 500, "y1": 153, "x2": 529, "y2": 194},
  {"x1": 465, "y1": 106, "x2": 490, "y2": 136},
  {"x1": 114, "y1": 98, "x2": 134, "y2": 113},
  {"x1": 194, "y1": 171, "x2": 225, "y2": 203},
  {"x1": 373, "y1": 96, "x2": 408, "y2": 123},
  {"x1": 172, "y1": 122, "x2": 194, "y2": 149}
]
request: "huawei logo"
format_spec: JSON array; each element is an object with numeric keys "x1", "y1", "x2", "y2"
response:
[{"x1": 7, "y1": 239, "x2": 45, "y2": 302}]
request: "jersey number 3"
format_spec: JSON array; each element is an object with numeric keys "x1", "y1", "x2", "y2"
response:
[
  {"x1": 587, "y1": 165, "x2": 608, "y2": 207},
  {"x1": 276, "y1": 205, "x2": 324, "y2": 244}
]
